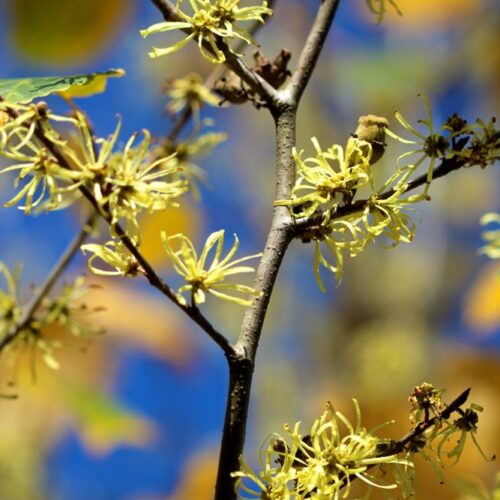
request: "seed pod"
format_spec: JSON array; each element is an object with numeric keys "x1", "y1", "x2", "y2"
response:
[{"x1": 352, "y1": 114, "x2": 389, "y2": 165}]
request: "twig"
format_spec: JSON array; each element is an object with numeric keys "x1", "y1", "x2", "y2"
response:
[
  {"x1": 387, "y1": 387, "x2": 471, "y2": 455},
  {"x1": 0, "y1": 212, "x2": 97, "y2": 352},
  {"x1": 288, "y1": 0, "x2": 341, "y2": 105},
  {"x1": 336, "y1": 388, "x2": 472, "y2": 490}
]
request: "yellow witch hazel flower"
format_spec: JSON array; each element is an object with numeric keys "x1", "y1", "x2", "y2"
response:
[
  {"x1": 61, "y1": 112, "x2": 189, "y2": 234},
  {"x1": 161, "y1": 229, "x2": 262, "y2": 306},
  {"x1": 81, "y1": 239, "x2": 141, "y2": 277},
  {"x1": 275, "y1": 137, "x2": 374, "y2": 225},
  {"x1": 102, "y1": 130, "x2": 189, "y2": 233},
  {"x1": 234, "y1": 400, "x2": 413, "y2": 499},
  {"x1": 0, "y1": 102, "x2": 86, "y2": 213},
  {"x1": 140, "y1": 0, "x2": 272, "y2": 63},
  {"x1": 164, "y1": 73, "x2": 221, "y2": 119}
]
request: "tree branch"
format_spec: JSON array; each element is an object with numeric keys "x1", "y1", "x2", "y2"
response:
[
  {"x1": 0, "y1": 212, "x2": 97, "y2": 352},
  {"x1": 337, "y1": 388, "x2": 473, "y2": 491},
  {"x1": 288, "y1": 0, "x2": 341, "y2": 105},
  {"x1": 214, "y1": 109, "x2": 297, "y2": 500},
  {"x1": 28, "y1": 120, "x2": 234, "y2": 358},
  {"x1": 387, "y1": 387, "x2": 471, "y2": 455}
]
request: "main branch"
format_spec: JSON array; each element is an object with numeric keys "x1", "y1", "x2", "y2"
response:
[
  {"x1": 214, "y1": 1, "x2": 342, "y2": 495},
  {"x1": 288, "y1": 0, "x2": 341, "y2": 104}
]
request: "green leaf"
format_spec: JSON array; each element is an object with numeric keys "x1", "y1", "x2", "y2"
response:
[
  {"x1": 62, "y1": 382, "x2": 156, "y2": 453},
  {"x1": 0, "y1": 69, "x2": 125, "y2": 104}
]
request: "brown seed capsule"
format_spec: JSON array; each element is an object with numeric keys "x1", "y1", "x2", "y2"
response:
[
  {"x1": 343, "y1": 115, "x2": 389, "y2": 205},
  {"x1": 352, "y1": 114, "x2": 389, "y2": 165}
]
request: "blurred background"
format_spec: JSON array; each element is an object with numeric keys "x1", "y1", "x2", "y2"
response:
[{"x1": 0, "y1": 0, "x2": 499, "y2": 498}]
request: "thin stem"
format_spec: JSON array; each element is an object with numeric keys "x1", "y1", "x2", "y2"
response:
[
  {"x1": 288, "y1": 0, "x2": 341, "y2": 105},
  {"x1": 0, "y1": 212, "x2": 97, "y2": 352}
]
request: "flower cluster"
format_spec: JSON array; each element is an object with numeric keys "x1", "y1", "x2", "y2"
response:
[
  {"x1": 0, "y1": 269, "x2": 101, "y2": 381},
  {"x1": 405, "y1": 383, "x2": 494, "y2": 474},
  {"x1": 162, "y1": 230, "x2": 261, "y2": 306},
  {"x1": 233, "y1": 400, "x2": 412, "y2": 499},
  {"x1": 235, "y1": 384, "x2": 493, "y2": 499},
  {"x1": 0, "y1": 103, "x2": 189, "y2": 231},
  {"x1": 140, "y1": 0, "x2": 272, "y2": 63},
  {"x1": 163, "y1": 73, "x2": 221, "y2": 122},
  {"x1": 277, "y1": 131, "x2": 422, "y2": 290},
  {"x1": 0, "y1": 101, "x2": 86, "y2": 213},
  {"x1": 281, "y1": 97, "x2": 499, "y2": 291},
  {"x1": 276, "y1": 137, "x2": 375, "y2": 225}
]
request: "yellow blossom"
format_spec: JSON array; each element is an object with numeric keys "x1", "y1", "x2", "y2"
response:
[
  {"x1": 275, "y1": 136, "x2": 374, "y2": 225},
  {"x1": 234, "y1": 400, "x2": 413, "y2": 499},
  {"x1": 81, "y1": 240, "x2": 141, "y2": 277},
  {"x1": 164, "y1": 73, "x2": 221, "y2": 121},
  {"x1": 161, "y1": 229, "x2": 262, "y2": 306},
  {"x1": 140, "y1": 0, "x2": 272, "y2": 63}
]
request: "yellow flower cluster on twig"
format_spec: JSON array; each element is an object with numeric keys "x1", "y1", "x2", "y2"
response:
[
  {"x1": 140, "y1": 0, "x2": 272, "y2": 63},
  {"x1": 0, "y1": 102, "x2": 86, "y2": 213},
  {"x1": 276, "y1": 137, "x2": 375, "y2": 226},
  {"x1": 0, "y1": 103, "x2": 189, "y2": 229},
  {"x1": 280, "y1": 95, "x2": 499, "y2": 291},
  {"x1": 164, "y1": 72, "x2": 221, "y2": 121},
  {"x1": 233, "y1": 400, "x2": 412, "y2": 499},
  {"x1": 0, "y1": 270, "x2": 101, "y2": 379},
  {"x1": 277, "y1": 131, "x2": 423, "y2": 290}
]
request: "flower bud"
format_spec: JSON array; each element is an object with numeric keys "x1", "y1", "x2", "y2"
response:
[{"x1": 353, "y1": 114, "x2": 389, "y2": 165}]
